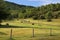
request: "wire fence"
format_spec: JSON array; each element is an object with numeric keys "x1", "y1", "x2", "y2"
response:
[{"x1": 0, "y1": 28, "x2": 60, "y2": 40}]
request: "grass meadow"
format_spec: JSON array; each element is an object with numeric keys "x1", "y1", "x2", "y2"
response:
[
  {"x1": 0, "y1": 19, "x2": 60, "y2": 40},
  {"x1": 0, "y1": 28, "x2": 60, "y2": 40}
]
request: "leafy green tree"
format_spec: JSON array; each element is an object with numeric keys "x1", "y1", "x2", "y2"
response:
[
  {"x1": 46, "y1": 11, "x2": 52, "y2": 22},
  {"x1": 0, "y1": 0, "x2": 10, "y2": 24}
]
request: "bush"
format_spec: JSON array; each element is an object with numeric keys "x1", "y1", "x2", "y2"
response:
[
  {"x1": 47, "y1": 19, "x2": 52, "y2": 22},
  {"x1": 40, "y1": 16, "x2": 45, "y2": 19},
  {"x1": 6, "y1": 23, "x2": 9, "y2": 26},
  {"x1": 33, "y1": 16, "x2": 38, "y2": 20},
  {"x1": 21, "y1": 21, "x2": 23, "y2": 23},
  {"x1": 32, "y1": 23, "x2": 34, "y2": 25}
]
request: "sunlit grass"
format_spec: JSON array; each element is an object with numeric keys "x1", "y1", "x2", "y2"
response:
[
  {"x1": 0, "y1": 28, "x2": 60, "y2": 40},
  {"x1": 0, "y1": 19, "x2": 60, "y2": 40},
  {"x1": 1, "y1": 19, "x2": 60, "y2": 28}
]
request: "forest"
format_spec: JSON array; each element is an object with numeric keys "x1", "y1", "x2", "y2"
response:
[{"x1": 0, "y1": 0, "x2": 60, "y2": 21}]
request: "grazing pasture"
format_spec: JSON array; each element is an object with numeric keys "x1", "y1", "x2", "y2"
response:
[
  {"x1": 1, "y1": 19, "x2": 60, "y2": 28},
  {"x1": 0, "y1": 28, "x2": 60, "y2": 40},
  {"x1": 0, "y1": 19, "x2": 60, "y2": 40}
]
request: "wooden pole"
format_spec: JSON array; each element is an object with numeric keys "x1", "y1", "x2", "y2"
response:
[
  {"x1": 32, "y1": 23, "x2": 34, "y2": 37},
  {"x1": 50, "y1": 28, "x2": 52, "y2": 36},
  {"x1": 10, "y1": 28, "x2": 13, "y2": 40},
  {"x1": 32, "y1": 27, "x2": 34, "y2": 37}
]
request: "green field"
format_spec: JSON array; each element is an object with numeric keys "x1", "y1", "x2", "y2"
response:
[
  {"x1": 0, "y1": 19, "x2": 60, "y2": 40},
  {"x1": 1, "y1": 19, "x2": 60, "y2": 28}
]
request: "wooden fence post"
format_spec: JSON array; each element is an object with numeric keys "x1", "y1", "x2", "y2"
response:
[
  {"x1": 32, "y1": 27, "x2": 34, "y2": 37},
  {"x1": 50, "y1": 28, "x2": 52, "y2": 36},
  {"x1": 32, "y1": 23, "x2": 35, "y2": 37},
  {"x1": 10, "y1": 28, "x2": 13, "y2": 40}
]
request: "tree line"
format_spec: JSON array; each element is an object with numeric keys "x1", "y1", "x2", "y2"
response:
[{"x1": 0, "y1": 0, "x2": 60, "y2": 21}]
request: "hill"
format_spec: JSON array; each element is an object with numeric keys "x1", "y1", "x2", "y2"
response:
[
  {"x1": 0, "y1": 0, "x2": 60, "y2": 20},
  {"x1": 5, "y1": 1, "x2": 60, "y2": 20},
  {"x1": 36, "y1": 3, "x2": 60, "y2": 19},
  {"x1": 4, "y1": 1, "x2": 35, "y2": 19}
]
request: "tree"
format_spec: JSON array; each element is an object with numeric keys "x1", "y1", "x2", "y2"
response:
[
  {"x1": 0, "y1": 11, "x2": 10, "y2": 24},
  {"x1": 0, "y1": 0, "x2": 10, "y2": 24},
  {"x1": 46, "y1": 11, "x2": 52, "y2": 22}
]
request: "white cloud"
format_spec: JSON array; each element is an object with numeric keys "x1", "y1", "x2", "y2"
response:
[
  {"x1": 28, "y1": 0, "x2": 51, "y2": 2},
  {"x1": 28, "y1": 0, "x2": 52, "y2": 5},
  {"x1": 28, "y1": 0, "x2": 60, "y2": 5},
  {"x1": 29, "y1": 0, "x2": 42, "y2": 1}
]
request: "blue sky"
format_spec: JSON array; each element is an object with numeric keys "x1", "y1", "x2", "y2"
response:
[{"x1": 5, "y1": 0, "x2": 60, "y2": 7}]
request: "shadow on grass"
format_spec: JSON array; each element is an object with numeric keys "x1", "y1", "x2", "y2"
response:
[
  {"x1": 0, "y1": 25, "x2": 33, "y2": 28},
  {"x1": 0, "y1": 32, "x2": 8, "y2": 35},
  {"x1": 8, "y1": 38, "x2": 15, "y2": 40}
]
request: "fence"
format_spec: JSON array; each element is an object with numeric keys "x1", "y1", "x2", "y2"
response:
[{"x1": 0, "y1": 28, "x2": 60, "y2": 40}]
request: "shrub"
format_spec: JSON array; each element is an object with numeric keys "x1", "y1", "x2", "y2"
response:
[
  {"x1": 47, "y1": 19, "x2": 52, "y2": 22},
  {"x1": 33, "y1": 16, "x2": 38, "y2": 20}
]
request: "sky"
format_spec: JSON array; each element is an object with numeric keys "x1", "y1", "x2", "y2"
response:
[{"x1": 5, "y1": 0, "x2": 60, "y2": 7}]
